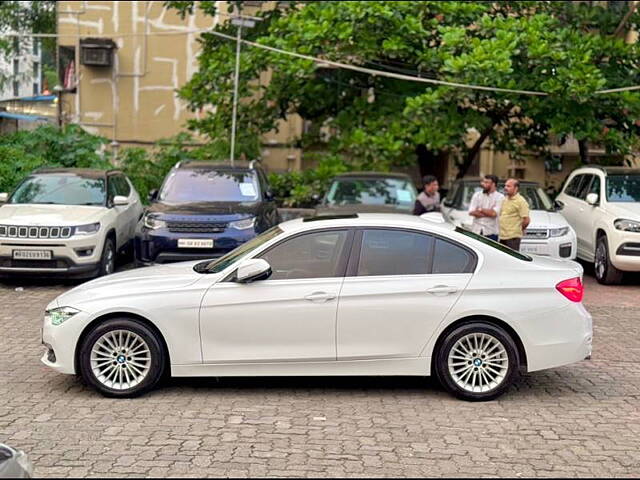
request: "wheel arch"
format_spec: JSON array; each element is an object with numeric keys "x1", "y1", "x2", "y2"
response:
[
  {"x1": 74, "y1": 311, "x2": 171, "y2": 376},
  {"x1": 430, "y1": 315, "x2": 528, "y2": 373}
]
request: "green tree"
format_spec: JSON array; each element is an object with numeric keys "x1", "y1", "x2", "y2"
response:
[{"x1": 169, "y1": 1, "x2": 640, "y2": 178}]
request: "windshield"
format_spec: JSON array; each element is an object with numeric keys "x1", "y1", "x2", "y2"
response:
[
  {"x1": 159, "y1": 169, "x2": 260, "y2": 203},
  {"x1": 456, "y1": 227, "x2": 532, "y2": 261},
  {"x1": 195, "y1": 226, "x2": 284, "y2": 274},
  {"x1": 459, "y1": 183, "x2": 554, "y2": 211},
  {"x1": 606, "y1": 174, "x2": 640, "y2": 202},
  {"x1": 9, "y1": 175, "x2": 106, "y2": 206},
  {"x1": 325, "y1": 178, "x2": 416, "y2": 208}
]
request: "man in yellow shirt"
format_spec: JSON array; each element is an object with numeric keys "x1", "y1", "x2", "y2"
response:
[{"x1": 499, "y1": 178, "x2": 530, "y2": 251}]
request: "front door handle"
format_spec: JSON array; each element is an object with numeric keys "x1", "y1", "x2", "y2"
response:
[
  {"x1": 304, "y1": 291, "x2": 336, "y2": 302},
  {"x1": 426, "y1": 285, "x2": 458, "y2": 295}
]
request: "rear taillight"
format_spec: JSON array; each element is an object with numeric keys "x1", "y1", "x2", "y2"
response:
[{"x1": 556, "y1": 277, "x2": 584, "y2": 302}]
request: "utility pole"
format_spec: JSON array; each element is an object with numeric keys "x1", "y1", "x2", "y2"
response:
[{"x1": 229, "y1": 14, "x2": 261, "y2": 166}]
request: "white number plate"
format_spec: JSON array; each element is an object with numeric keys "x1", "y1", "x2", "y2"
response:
[
  {"x1": 521, "y1": 244, "x2": 543, "y2": 255},
  {"x1": 178, "y1": 239, "x2": 214, "y2": 249},
  {"x1": 13, "y1": 250, "x2": 52, "y2": 260}
]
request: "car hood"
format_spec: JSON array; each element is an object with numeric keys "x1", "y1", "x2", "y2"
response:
[
  {"x1": 315, "y1": 204, "x2": 412, "y2": 215},
  {"x1": 53, "y1": 261, "x2": 217, "y2": 309},
  {"x1": 147, "y1": 201, "x2": 260, "y2": 219},
  {"x1": 604, "y1": 202, "x2": 640, "y2": 220},
  {"x1": 0, "y1": 204, "x2": 106, "y2": 226},
  {"x1": 528, "y1": 210, "x2": 569, "y2": 228}
]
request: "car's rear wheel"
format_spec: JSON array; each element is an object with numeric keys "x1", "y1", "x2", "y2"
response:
[
  {"x1": 98, "y1": 237, "x2": 116, "y2": 277},
  {"x1": 435, "y1": 323, "x2": 519, "y2": 401},
  {"x1": 595, "y1": 235, "x2": 623, "y2": 285},
  {"x1": 78, "y1": 318, "x2": 165, "y2": 398}
]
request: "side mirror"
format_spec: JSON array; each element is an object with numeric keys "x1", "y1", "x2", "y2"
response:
[
  {"x1": 264, "y1": 190, "x2": 274, "y2": 201},
  {"x1": 554, "y1": 199, "x2": 564, "y2": 210},
  {"x1": 148, "y1": 189, "x2": 158, "y2": 202},
  {"x1": 586, "y1": 193, "x2": 599, "y2": 206},
  {"x1": 311, "y1": 193, "x2": 321, "y2": 203},
  {"x1": 236, "y1": 258, "x2": 272, "y2": 283},
  {"x1": 0, "y1": 193, "x2": 8, "y2": 203},
  {"x1": 113, "y1": 195, "x2": 129, "y2": 206}
]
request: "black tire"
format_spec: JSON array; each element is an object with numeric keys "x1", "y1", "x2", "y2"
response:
[
  {"x1": 78, "y1": 318, "x2": 165, "y2": 398},
  {"x1": 594, "y1": 235, "x2": 624, "y2": 285},
  {"x1": 435, "y1": 322, "x2": 519, "y2": 402},
  {"x1": 98, "y1": 236, "x2": 116, "y2": 277}
]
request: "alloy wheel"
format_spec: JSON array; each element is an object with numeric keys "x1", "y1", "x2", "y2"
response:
[
  {"x1": 595, "y1": 242, "x2": 606, "y2": 280},
  {"x1": 447, "y1": 332, "x2": 509, "y2": 393},
  {"x1": 90, "y1": 330, "x2": 151, "y2": 390}
]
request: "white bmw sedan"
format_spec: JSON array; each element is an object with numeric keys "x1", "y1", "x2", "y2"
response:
[{"x1": 42, "y1": 214, "x2": 592, "y2": 401}]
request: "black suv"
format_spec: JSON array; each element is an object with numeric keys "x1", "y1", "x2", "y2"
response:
[{"x1": 134, "y1": 161, "x2": 280, "y2": 264}]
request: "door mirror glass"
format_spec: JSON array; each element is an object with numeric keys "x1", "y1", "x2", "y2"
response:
[
  {"x1": 236, "y1": 258, "x2": 272, "y2": 283},
  {"x1": 0, "y1": 193, "x2": 8, "y2": 203},
  {"x1": 148, "y1": 189, "x2": 158, "y2": 202},
  {"x1": 554, "y1": 199, "x2": 564, "y2": 210},
  {"x1": 113, "y1": 195, "x2": 129, "y2": 206},
  {"x1": 586, "y1": 193, "x2": 599, "y2": 205}
]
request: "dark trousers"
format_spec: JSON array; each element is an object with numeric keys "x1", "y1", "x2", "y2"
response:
[
  {"x1": 485, "y1": 234, "x2": 499, "y2": 241},
  {"x1": 500, "y1": 237, "x2": 522, "y2": 251}
]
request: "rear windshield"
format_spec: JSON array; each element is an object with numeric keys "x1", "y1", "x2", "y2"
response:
[
  {"x1": 455, "y1": 227, "x2": 532, "y2": 261},
  {"x1": 159, "y1": 169, "x2": 260, "y2": 203}
]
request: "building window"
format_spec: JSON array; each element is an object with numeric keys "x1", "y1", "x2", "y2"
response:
[
  {"x1": 58, "y1": 46, "x2": 77, "y2": 93},
  {"x1": 33, "y1": 39, "x2": 39, "y2": 56},
  {"x1": 13, "y1": 37, "x2": 19, "y2": 53},
  {"x1": 13, "y1": 81, "x2": 19, "y2": 97},
  {"x1": 33, "y1": 83, "x2": 39, "y2": 95},
  {"x1": 13, "y1": 59, "x2": 19, "y2": 76},
  {"x1": 33, "y1": 61, "x2": 39, "y2": 79}
]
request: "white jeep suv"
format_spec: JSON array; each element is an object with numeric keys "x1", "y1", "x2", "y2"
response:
[
  {"x1": 0, "y1": 168, "x2": 143, "y2": 279},
  {"x1": 555, "y1": 166, "x2": 640, "y2": 284}
]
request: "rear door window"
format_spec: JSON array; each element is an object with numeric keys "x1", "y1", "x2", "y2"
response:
[{"x1": 356, "y1": 229, "x2": 433, "y2": 276}]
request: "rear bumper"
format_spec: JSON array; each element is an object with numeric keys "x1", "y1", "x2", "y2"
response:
[{"x1": 523, "y1": 302, "x2": 593, "y2": 372}]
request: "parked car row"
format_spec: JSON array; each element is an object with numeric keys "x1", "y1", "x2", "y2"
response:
[{"x1": 0, "y1": 163, "x2": 638, "y2": 284}]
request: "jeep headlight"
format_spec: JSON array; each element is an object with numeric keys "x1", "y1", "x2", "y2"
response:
[
  {"x1": 45, "y1": 306, "x2": 80, "y2": 326},
  {"x1": 229, "y1": 217, "x2": 256, "y2": 230},
  {"x1": 614, "y1": 219, "x2": 640, "y2": 232},
  {"x1": 143, "y1": 214, "x2": 166, "y2": 230},
  {"x1": 74, "y1": 222, "x2": 101, "y2": 236},
  {"x1": 549, "y1": 226, "x2": 570, "y2": 237}
]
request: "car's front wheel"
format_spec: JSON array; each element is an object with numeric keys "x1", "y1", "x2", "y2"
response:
[
  {"x1": 435, "y1": 322, "x2": 519, "y2": 401},
  {"x1": 78, "y1": 318, "x2": 165, "y2": 397},
  {"x1": 595, "y1": 235, "x2": 624, "y2": 285},
  {"x1": 98, "y1": 237, "x2": 116, "y2": 277}
]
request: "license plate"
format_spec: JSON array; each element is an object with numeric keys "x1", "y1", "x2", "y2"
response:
[
  {"x1": 12, "y1": 249, "x2": 52, "y2": 260},
  {"x1": 178, "y1": 239, "x2": 214, "y2": 249},
  {"x1": 521, "y1": 245, "x2": 543, "y2": 255}
]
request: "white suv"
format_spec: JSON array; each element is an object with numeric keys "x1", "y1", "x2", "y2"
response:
[
  {"x1": 0, "y1": 168, "x2": 143, "y2": 279},
  {"x1": 555, "y1": 166, "x2": 640, "y2": 284}
]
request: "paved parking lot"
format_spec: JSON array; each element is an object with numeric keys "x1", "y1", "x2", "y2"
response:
[{"x1": 1, "y1": 263, "x2": 639, "y2": 478}]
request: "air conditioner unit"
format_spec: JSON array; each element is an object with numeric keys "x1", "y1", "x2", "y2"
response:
[{"x1": 80, "y1": 38, "x2": 116, "y2": 67}]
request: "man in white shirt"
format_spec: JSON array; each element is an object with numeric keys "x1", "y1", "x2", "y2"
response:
[{"x1": 468, "y1": 174, "x2": 504, "y2": 241}]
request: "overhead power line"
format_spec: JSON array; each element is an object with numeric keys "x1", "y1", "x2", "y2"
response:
[{"x1": 3, "y1": 29, "x2": 640, "y2": 95}]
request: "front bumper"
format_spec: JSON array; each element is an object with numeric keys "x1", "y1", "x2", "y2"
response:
[
  {"x1": 0, "y1": 234, "x2": 104, "y2": 278},
  {"x1": 520, "y1": 230, "x2": 577, "y2": 260},
  {"x1": 41, "y1": 308, "x2": 92, "y2": 375},
  {"x1": 135, "y1": 227, "x2": 255, "y2": 264},
  {"x1": 609, "y1": 229, "x2": 640, "y2": 272}
]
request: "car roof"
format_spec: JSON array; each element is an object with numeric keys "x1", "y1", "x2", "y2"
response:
[
  {"x1": 176, "y1": 161, "x2": 257, "y2": 171},
  {"x1": 578, "y1": 165, "x2": 640, "y2": 175},
  {"x1": 32, "y1": 168, "x2": 120, "y2": 179},
  {"x1": 278, "y1": 213, "x2": 454, "y2": 235},
  {"x1": 452, "y1": 177, "x2": 538, "y2": 186},
  {"x1": 332, "y1": 171, "x2": 413, "y2": 180}
]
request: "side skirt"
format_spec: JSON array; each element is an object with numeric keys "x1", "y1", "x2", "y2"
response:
[{"x1": 171, "y1": 357, "x2": 431, "y2": 377}]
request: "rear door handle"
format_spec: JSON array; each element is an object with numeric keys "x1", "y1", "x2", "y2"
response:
[
  {"x1": 304, "y1": 291, "x2": 336, "y2": 302},
  {"x1": 426, "y1": 285, "x2": 458, "y2": 295}
]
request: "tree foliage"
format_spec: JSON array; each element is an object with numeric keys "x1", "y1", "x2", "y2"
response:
[{"x1": 169, "y1": 1, "x2": 640, "y2": 178}]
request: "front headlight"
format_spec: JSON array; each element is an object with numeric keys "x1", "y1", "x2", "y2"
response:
[
  {"x1": 45, "y1": 306, "x2": 80, "y2": 326},
  {"x1": 549, "y1": 226, "x2": 570, "y2": 237},
  {"x1": 143, "y1": 214, "x2": 167, "y2": 230},
  {"x1": 229, "y1": 217, "x2": 256, "y2": 230},
  {"x1": 74, "y1": 222, "x2": 101, "y2": 236},
  {"x1": 614, "y1": 219, "x2": 640, "y2": 232}
]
